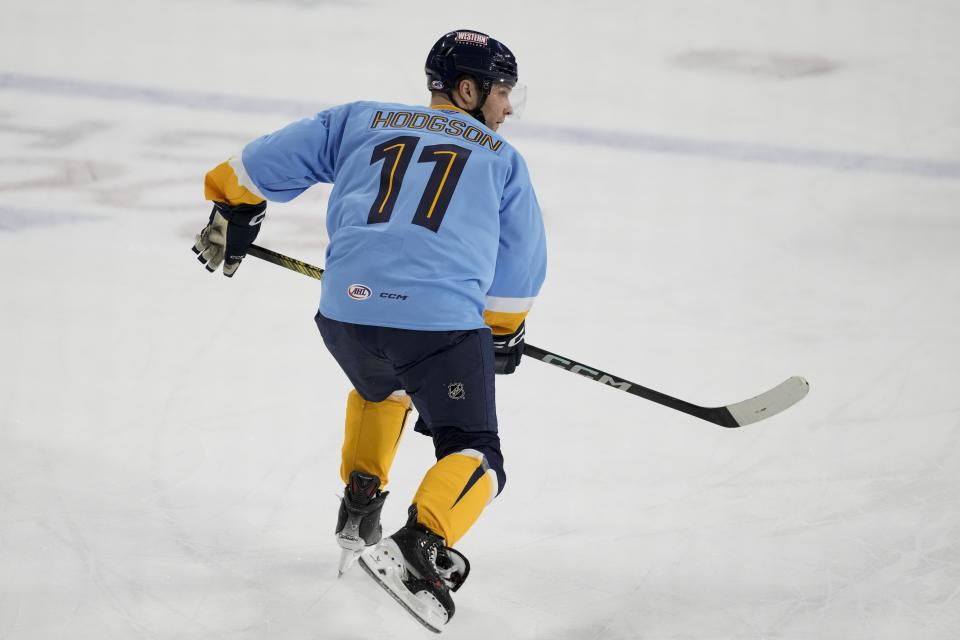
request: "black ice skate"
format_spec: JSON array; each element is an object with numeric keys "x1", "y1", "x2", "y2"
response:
[
  {"x1": 336, "y1": 471, "x2": 387, "y2": 576},
  {"x1": 359, "y1": 505, "x2": 470, "y2": 633}
]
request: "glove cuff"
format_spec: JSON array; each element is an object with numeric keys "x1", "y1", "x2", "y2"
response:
[
  {"x1": 492, "y1": 321, "x2": 525, "y2": 350},
  {"x1": 213, "y1": 200, "x2": 267, "y2": 227}
]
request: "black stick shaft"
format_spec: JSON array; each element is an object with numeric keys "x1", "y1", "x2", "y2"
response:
[
  {"x1": 522, "y1": 344, "x2": 739, "y2": 428},
  {"x1": 247, "y1": 244, "x2": 324, "y2": 280}
]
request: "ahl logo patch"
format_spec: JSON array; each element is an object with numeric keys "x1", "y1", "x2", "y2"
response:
[
  {"x1": 347, "y1": 284, "x2": 372, "y2": 300},
  {"x1": 430, "y1": 79, "x2": 444, "y2": 90},
  {"x1": 447, "y1": 382, "x2": 466, "y2": 400}
]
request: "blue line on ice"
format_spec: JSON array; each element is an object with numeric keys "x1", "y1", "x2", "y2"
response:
[
  {"x1": 0, "y1": 72, "x2": 320, "y2": 117},
  {"x1": 3, "y1": 71, "x2": 959, "y2": 181},
  {"x1": 0, "y1": 206, "x2": 102, "y2": 231}
]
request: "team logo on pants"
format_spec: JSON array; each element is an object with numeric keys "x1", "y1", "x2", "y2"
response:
[
  {"x1": 447, "y1": 382, "x2": 466, "y2": 400},
  {"x1": 347, "y1": 284, "x2": 372, "y2": 300}
]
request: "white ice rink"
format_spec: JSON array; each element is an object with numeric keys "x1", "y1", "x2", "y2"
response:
[{"x1": 2, "y1": 1, "x2": 959, "y2": 638}]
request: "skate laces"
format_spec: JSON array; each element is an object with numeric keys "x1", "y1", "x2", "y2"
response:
[
  {"x1": 348, "y1": 473, "x2": 381, "y2": 505},
  {"x1": 400, "y1": 505, "x2": 468, "y2": 590},
  {"x1": 435, "y1": 545, "x2": 470, "y2": 592}
]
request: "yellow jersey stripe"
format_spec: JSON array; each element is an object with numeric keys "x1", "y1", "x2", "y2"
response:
[
  {"x1": 204, "y1": 157, "x2": 266, "y2": 206},
  {"x1": 431, "y1": 103, "x2": 471, "y2": 116},
  {"x1": 483, "y1": 309, "x2": 527, "y2": 335}
]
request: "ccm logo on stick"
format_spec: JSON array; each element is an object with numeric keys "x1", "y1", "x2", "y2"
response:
[
  {"x1": 347, "y1": 284, "x2": 372, "y2": 300},
  {"x1": 540, "y1": 354, "x2": 632, "y2": 391}
]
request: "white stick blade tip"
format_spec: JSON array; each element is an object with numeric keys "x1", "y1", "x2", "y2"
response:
[{"x1": 726, "y1": 376, "x2": 809, "y2": 426}]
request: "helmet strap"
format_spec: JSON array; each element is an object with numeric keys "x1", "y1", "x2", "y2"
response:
[
  {"x1": 471, "y1": 90, "x2": 490, "y2": 126},
  {"x1": 448, "y1": 77, "x2": 490, "y2": 126}
]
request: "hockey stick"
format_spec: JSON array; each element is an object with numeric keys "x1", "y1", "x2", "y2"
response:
[
  {"x1": 246, "y1": 244, "x2": 809, "y2": 428},
  {"x1": 521, "y1": 345, "x2": 808, "y2": 428}
]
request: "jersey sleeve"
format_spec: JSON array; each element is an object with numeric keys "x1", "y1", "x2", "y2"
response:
[
  {"x1": 203, "y1": 104, "x2": 351, "y2": 205},
  {"x1": 204, "y1": 155, "x2": 267, "y2": 205},
  {"x1": 483, "y1": 152, "x2": 547, "y2": 335}
]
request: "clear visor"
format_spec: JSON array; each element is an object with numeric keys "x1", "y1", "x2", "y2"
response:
[
  {"x1": 509, "y1": 82, "x2": 527, "y2": 119},
  {"x1": 490, "y1": 79, "x2": 527, "y2": 120}
]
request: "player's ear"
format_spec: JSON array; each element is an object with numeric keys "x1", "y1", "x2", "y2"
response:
[{"x1": 456, "y1": 77, "x2": 478, "y2": 109}]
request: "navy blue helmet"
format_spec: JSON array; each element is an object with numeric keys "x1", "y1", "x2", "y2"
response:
[{"x1": 425, "y1": 30, "x2": 518, "y2": 101}]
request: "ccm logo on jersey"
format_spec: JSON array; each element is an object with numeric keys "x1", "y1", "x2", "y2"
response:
[
  {"x1": 347, "y1": 284, "x2": 372, "y2": 300},
  {"x1": 380, "y1": 292, "x2": 408, "y2": 301}
]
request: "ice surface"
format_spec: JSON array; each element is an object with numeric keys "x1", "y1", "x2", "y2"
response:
[{"x1": 1, "y1": 1, "x2": 959, "y2": 638}]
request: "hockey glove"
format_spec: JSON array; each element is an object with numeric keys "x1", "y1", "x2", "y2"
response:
[
  {"x1": 192, "y1": 201, "x2": 266, "y2": 277},
  {"x1": 492, "y1": 321, "x2": 525, "y2": 375}
]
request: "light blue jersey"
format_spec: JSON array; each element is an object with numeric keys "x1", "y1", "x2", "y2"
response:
[{"x1": 237, "y1": 101, "x2": 546, "y2": 332}]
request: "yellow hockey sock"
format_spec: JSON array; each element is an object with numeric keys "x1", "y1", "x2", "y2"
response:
[
  {"x1": 340, "y1": 390, "x2": 411, "y2": 487},
  {"x1": 412, "y1": 450, "x2": 498, "y2": 546}
]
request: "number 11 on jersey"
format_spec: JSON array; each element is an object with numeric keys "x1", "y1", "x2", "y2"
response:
[
  {"x1": 367, "y1": 135, "x2": 418, "y2": 224},
  {"x1": 367, "y1": 135, "x2": 472, "y2": 233}
]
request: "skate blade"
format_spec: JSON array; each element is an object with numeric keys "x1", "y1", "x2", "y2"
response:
[
  {"x1": 358, "y1": 541, "x2": 448, "y2": 633},
  {"x1": 337, "y1": 548, "x2": 363, "y2": 577}
]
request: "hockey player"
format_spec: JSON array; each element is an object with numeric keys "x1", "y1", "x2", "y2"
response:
[{"x1": 192, "y1": 29, "x2": 546, "y2": 631}]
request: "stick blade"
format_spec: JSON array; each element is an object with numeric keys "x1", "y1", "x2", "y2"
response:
[{"x1": 724, "y1": 376, "x2": 810, "y2": 426}]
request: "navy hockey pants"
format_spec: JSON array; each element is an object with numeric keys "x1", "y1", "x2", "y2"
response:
[{"x1": 315, "y1": 312, "x2": 506, "y2": 492}]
